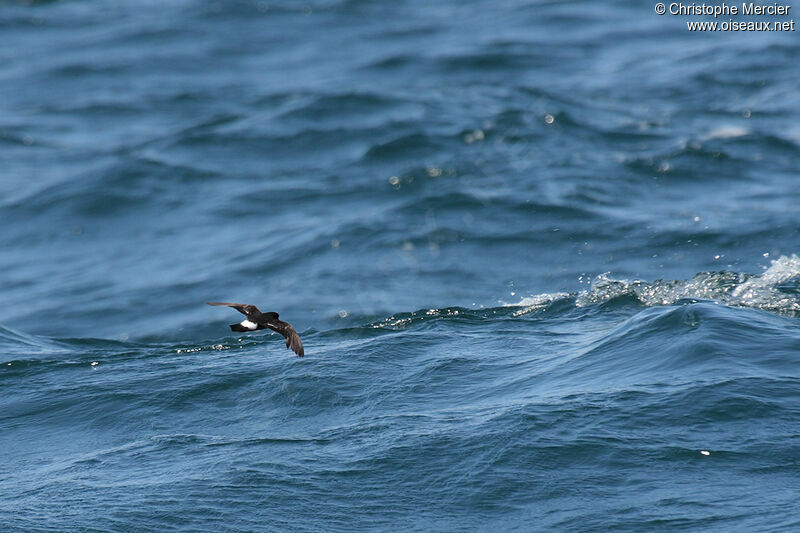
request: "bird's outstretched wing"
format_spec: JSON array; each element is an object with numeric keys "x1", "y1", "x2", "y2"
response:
[
  {"x1": 206, "y1": 302, "x2": 261, "y2": 317},
  {"x1": 265, "y1": 320, "x2": 304, "y2": 357}
]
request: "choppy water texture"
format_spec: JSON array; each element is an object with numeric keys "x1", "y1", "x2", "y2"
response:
[{"x1": 2, "y1": 0, "x2": 800, "y2": 531}]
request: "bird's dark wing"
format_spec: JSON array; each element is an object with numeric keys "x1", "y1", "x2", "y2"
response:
[
  {"x1": 265, "y1": 320, "x2": 304, "y2": 357},
  {"x1": 206, "y1": 302, "x2": 261, "y2": 317}
]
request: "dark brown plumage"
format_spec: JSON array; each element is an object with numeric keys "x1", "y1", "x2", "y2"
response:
[{"x1": 207, "y1": 302, "x2": 304, "y2": 357}]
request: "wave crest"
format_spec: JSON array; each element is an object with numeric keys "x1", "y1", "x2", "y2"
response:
[{"x1": 511, "y1": 255, "x2": 800, "y2": 316}]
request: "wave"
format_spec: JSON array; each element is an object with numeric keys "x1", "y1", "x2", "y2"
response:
[
  {"x1": 510, "y1": 254, "x2": 800, "y2": 317},
  {"x1": 3, "y1": 265, "x2": 798, "y2": 533},
  {"x1": 2, "y1": 256, "x2": 798, "y2": 360}
]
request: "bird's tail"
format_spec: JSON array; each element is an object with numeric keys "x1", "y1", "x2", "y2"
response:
[{"x1": 229, "y1": 323, "x2": 249, "y2": 332}]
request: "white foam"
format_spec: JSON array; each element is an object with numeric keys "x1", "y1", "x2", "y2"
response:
[
  {"x1": 706, "y1": 125, "x2": 748, "y2": 140},
  {"x1": 503, "y1": 254, "x2": 800, "y2": 317},
  {"x1": 730, "y1": 254, "x2": 800, "y2": 312},
  {"x1": 508, "y1": 292, "x2": 569, "y2": 308},
  {"x1": 504, "y1": 292, "x2": 569, "y2": 316}
]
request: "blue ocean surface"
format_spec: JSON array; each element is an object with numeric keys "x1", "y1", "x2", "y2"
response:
[{"x1": 2, "y1": 0, "x2": 800, "y2": 531}]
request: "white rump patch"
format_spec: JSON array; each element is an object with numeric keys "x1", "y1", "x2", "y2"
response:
[{"x1": 240, "y1": 319, "x2": 258, "y2": 330}]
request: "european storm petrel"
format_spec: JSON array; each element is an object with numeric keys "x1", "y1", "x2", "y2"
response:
[{"x1": 207, "y1": 302, "x2": 304, "y2": 357}]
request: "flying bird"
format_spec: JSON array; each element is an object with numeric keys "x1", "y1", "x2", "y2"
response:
[{"x1": 207, "y1": 302, "x2": 304, "y2": 357}]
